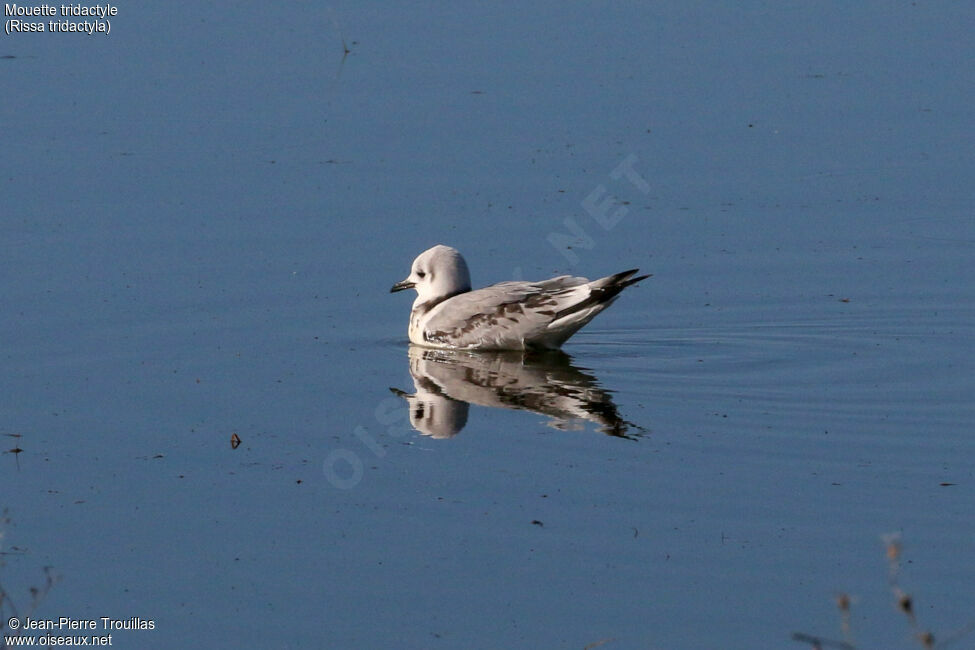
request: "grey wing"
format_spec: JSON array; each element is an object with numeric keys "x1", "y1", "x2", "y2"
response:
[
  {"x1": 531, "y1": 275, "x2": 588, "y2": 291},
  {"x1": 422, "y1": 279, "x2": 588, "y2": 349}
]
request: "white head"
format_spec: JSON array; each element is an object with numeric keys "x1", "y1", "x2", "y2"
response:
[{"x1": 390, "y1": 245, "x2": 472, "y2": 305}]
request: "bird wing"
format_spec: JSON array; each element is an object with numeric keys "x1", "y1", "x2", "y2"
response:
[
  {"x1": 419, "y1": 270, "x2": 649, "y2": 350},
  {"x1": 420, "y1": 277, "x2": 589, "y2": 349}
]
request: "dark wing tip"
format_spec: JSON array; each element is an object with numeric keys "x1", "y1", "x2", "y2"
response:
[
  {"x1": 623, "y1": 272, "x2": 651, "y2": 287},
  {"x1": 609, "y1": 269, "x2": 652, "y2": 289},
  {"x1": 552, "y1": 269, "x2": 651, "y2": 321}
]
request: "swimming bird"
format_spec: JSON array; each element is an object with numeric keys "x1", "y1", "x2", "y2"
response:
[{"x1": 390, "y1": 245, "x2": 650, "y2": 350}]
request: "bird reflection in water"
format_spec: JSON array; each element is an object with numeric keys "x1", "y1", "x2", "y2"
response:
[{"x1": 390, "y1": 345, "x2": 643, "y2": 439}]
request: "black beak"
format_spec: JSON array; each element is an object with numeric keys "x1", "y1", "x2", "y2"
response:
[{"x1": 390, "y1": 279, "x2": 415, "y2": 293}]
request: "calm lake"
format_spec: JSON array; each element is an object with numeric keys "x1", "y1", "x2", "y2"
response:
[{"x1": 2, "y1": 2, "x2": 973, "y2": 649}]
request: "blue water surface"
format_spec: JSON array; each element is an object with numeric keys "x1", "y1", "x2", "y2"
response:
[{"x1": 2, "y1": 2, "x2": 974, "y2": 649}]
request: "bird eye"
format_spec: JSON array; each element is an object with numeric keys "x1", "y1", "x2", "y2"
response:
[{"x1": 417, "y1": 271, "x2": 426, "y2": 278}]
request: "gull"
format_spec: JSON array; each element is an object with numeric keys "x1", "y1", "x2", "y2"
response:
[{"x1": 390, "y1": 245, "x2": 650, "y2": 350}]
